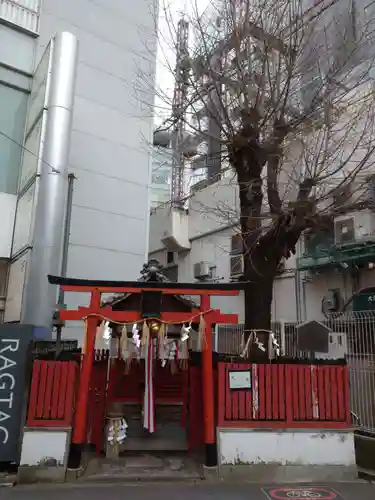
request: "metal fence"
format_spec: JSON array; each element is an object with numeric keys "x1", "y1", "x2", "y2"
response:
[
  {"x1": 215, "y1": 321, "x2": 300, "y2": 357},
  {"x1": 216, "y1": 311, "x2": 375, "y2": 436}
]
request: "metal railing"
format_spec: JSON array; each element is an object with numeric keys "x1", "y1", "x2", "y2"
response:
[
  {"x1": 216, "y1": 311, "x2": 375, "y2": 435},
  {"x1": 216, "y1": 321, "x2": 301, "y2": 357}
]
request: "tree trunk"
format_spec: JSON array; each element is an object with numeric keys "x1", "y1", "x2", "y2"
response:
[
  {"x1": 228, "y1": 124, "x2": 306, "y2": 359},
  {"x1": 244, "y1": 278, "x2": 274, "y2": 333},
  {"x1": 243, "y1": 252, "x2": 277, "y2": 361},
  {"x1": 241, "y1": 218, "x2": 305, "y2": 359}
]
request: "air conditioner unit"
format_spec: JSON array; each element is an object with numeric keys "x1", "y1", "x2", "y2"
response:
[
  {"x1": 321, "y1": 289, "x2": 341, "y2": 315},
  {"x1": 194, "y1": 261, "x2": 211, "y2": 280},
  {"x1": 230, "y1": 254, "x2": 244, "y2": 278},
  {"x1": 334, "y1": 210, "x2": 375, "y2": 246}
]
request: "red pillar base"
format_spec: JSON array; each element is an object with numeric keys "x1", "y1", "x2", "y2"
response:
[
  {"x1": 68, "y1": 443, "x2": 83, "y2": 469},
  {"x1": 205, "y1": 442, "x2": 217, "y2": 467},
  {"x1": 201, "y1": 296, "x2": 217, "y2": 467}
]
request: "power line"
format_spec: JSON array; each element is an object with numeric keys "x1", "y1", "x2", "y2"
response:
[{"x1": 0, "y1": 129, "x2": 60, "y2": 173}]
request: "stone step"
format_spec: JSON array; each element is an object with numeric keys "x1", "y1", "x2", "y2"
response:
[
  {"x1": 80, "y1": 471, "x2": 203, "y2": 483},
  {"x1": 78, "y1": 453, "x2": 202, "y2": 484}
]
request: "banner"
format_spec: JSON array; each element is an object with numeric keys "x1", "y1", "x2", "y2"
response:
[{"x1": 0, "y1": 325, "x2": 33, "y2": 463}]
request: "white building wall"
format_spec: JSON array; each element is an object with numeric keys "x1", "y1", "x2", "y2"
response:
[
  {"x1": 0, "y1": 194, "x2": 17, "y2": 259},
  {"x1": 183, "y1": 229, "x2": 246, "y2": 322},
  {"x1": 189, "y1": 177, "x2": 239, "y2": 238},
  {"x1": 272, "y1": 275, "x2": 297, "y2": 323}
]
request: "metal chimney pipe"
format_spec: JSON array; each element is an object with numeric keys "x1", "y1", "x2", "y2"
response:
[{"x1": 22, "y1": 32, "x2": 79, "y2": 328}]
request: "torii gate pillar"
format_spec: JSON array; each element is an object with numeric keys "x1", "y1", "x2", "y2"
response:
[{"x1": 50, "y1": 274, "x2": 240, "y2": 468}]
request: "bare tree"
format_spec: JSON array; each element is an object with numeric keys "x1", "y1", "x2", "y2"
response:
[{"x1": 144, "y1": 0, "x2": 375, "y2": 355}]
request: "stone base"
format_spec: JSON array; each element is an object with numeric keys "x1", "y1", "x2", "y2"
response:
[
  {"x1": 218, "y1": 464, "x2": 358, "y2": 483},
  {"x1": 17, "y1": 465, "x2": 66, "y2": 484},
  {"x1": 355, "y1": 433, "x2": 375, "y2": 474},
  {"x1": 218, "y1": 428, "x2": 357, "y2": 484},
  {"x1": 202, "y1": 465, "x2": 218, "y2": 482},
  {"x1": 78, "y1": 454, "x2": 203, "y2": 483},
  {"x1": 18, "y1": 427, "x2": 71, "y2": 484}
]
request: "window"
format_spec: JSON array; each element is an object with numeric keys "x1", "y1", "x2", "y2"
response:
[
  {"x1": 0, "y1": 83, "x2": 28, "y2": 194},
  {"x1": 300, "y1": 0, "x2": 362, "y2": 112},
  {"x1": 0, "y1": 24, "x2": 36, "y2": 74},
  {"x1": 0, "y1": 0, "x2": 40, "y2": 34},
  {"x1": 167, "y1": 251, "x2": 174, "y2": 264},
  {"x1": 230, "y1": 233, "x2": 243, "y2": 278}
]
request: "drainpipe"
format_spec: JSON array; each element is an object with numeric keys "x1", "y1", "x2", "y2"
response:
[
  {"x1": 295, "y1": 271, "x2": 302, "y2": 323},
  {"x1": 55, "y1": 173, "x2": 75, "y2": 357},
  {"x1": 302, "y1": 273, "x2": 307, "y2": 321},
  {"x1": 295, "y1": 239, "x2": 304, "y2": 322}
]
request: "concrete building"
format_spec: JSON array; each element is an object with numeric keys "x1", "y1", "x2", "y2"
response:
[
  {"x1": 149, "y1": 174, "x2": 375, "y2": 328},
  {"x1": 149, "y1": 0, "x2": 375, "y2": 328},
  {"x1": 0, "y1": 0, "x2": 157, "y2": 343},
  {"x1": 149, "y1": 175, "x2": 292, "y2": 324}
]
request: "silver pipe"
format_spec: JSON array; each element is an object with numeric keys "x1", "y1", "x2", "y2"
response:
[
  {"x1": 302, "y1": 273, "x2": 307, "y2": 321},
  {"x1": 22, "y1": 32, "x2": 79, "y2": 328},
  {"x1": 59, "y1": 173, "x2": 75, "y2": 300}
]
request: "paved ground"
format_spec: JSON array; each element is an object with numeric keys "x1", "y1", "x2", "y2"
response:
[{"x1": 0, "y1": 482, "x2": 374, "y2": 500}]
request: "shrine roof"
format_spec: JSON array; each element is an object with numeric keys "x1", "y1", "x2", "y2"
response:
[
  {"x1": 99, "y1": 260, "x2": 196, "y2": 310},
  {"x1": 100, "y1": 273, "x2": 199, "y2": 310},
  {"x1": 48, "y1": 260, "x2": 243, "y2": 314}
]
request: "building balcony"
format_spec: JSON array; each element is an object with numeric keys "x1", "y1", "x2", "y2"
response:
[
  {"x1": 297, "y1": 235, "x2": 375, "y2": 271},
  {"x1": 0, "y1": 0, "x2": 40, "y2": 34}
]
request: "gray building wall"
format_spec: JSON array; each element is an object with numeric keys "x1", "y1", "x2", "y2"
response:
[
  {"x1": 1, "y1": 0, "x2": 158, "y2": 343},
  {"x1": 36, "y1": 0, "x2": 157, "y2": 283}
]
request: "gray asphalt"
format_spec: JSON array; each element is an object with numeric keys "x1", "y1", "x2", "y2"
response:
[{"x1": 0, "y1": 482, "x2": 374, "y2": 500}]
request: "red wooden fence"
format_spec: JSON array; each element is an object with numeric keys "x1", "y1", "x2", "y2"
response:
[
  {"x1": 218, "y1": 362, "x2": 351, "y2": 429},
  {"x1": 27, "y1": 360, "x2": 78, "y2": 427}
]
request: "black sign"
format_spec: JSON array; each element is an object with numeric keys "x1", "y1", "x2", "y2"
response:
[
  {"x1": 262, "y1": 487, "x2": 341, "y2": 500},
  {"x1": 0, "y1": 325, "x2": 34, "y2": 463},
  {"x1": 33, "y1": 340, "x2": 78, "y2": 354}
]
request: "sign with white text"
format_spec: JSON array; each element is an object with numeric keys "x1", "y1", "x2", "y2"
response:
[{"x1": 0, "y1": 325, "x2": 33, "y2": 463}]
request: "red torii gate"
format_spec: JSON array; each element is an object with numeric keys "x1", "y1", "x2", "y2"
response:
[{"x1": 49, "y1": 275, "x2": 240, "y2": 467}]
